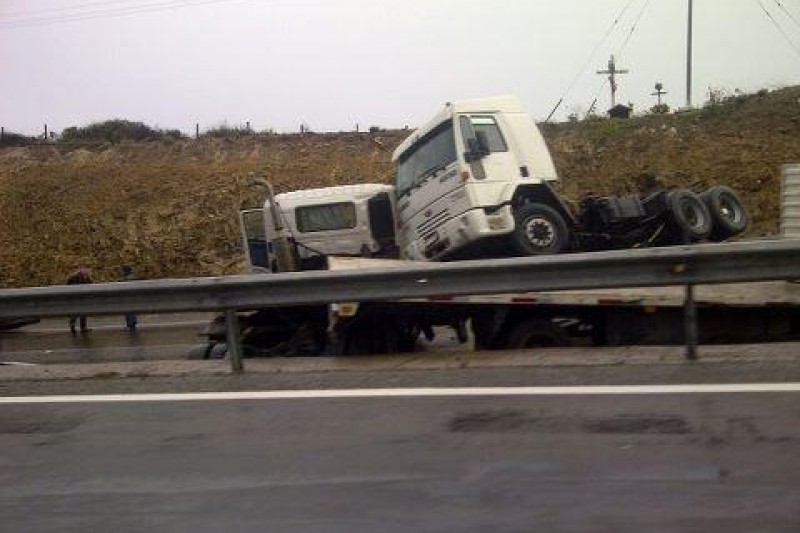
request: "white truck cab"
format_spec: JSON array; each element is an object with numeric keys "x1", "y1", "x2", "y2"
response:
[
  {"x1": 240, "y1": 183, "x2": 397, "y2": 272},
  {"x1": 392, "y1": 95, "x2": 572, "y2": 260}
]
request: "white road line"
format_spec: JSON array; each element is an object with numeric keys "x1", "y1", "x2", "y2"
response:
[{"x1": 1, "y1": 383, "x2": 799, "y2": 404}]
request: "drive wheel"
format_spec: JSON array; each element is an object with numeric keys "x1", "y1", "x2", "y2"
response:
[
  {"x1": 342, "y1": 322, "x2": 398, "y2": 355},
  {"x1": 700, "y1": 186, "x2": 748, "y2": 241},
  {"x1": 505, "y1": 318, "x2": 570, "y2": 349},
  {"x1": 667, "y1": 189, "x2": 712, "y2": 242},
  {"x1": 512, "y1": 203, "x2": 570, "y2": 255}
]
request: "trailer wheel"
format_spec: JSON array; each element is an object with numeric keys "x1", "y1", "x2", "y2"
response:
[
  {"x1": 505, "y1": 318, "x2": 570, "y2": 349},
  {"x1": 667, "y1": 189, "x2": 712, "y2": 242},
  {"x1": 207, "y1": 342, "x2": 228, "y2": 359},
  {"x1": 700, "y1": 186, "x2": 749, "y2": 241},
  {"x1": 341, "y1": 321, "x2": 402, "y2": 355},
  {"x1": 512, "y1": 203, "x2": 570, "y2": 255},
  {"x1": 187, "y1": 343, "x2": 213, "y2": 360}
]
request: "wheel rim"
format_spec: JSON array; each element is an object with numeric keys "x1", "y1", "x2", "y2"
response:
[
  {"x1": 519, "y1": 333, "x2": 560, "y2": 348},
  {"x1": 681, "y1": 199, "x2": 706, "y2": 230},
  {"x1": 524, "y1": 217, "x2": 555, "y2": 248},
  {"x1": 719, "y1": 195, "x2": 743, "y2": 224}
]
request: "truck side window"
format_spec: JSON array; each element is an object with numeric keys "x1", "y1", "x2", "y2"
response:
[
  {"x1": 468, "y1": 115, "x2": 508, "y2": 152},
  {"x1": 296, "y1": 202, "x2": 357, "y2": 233}
]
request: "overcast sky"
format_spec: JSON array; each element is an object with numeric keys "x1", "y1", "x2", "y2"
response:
[{"x1": 2, "y1": 0, "x2": 799, "y2": 135}]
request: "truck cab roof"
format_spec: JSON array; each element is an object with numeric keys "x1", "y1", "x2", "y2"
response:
[
  {"x1": 392, "y1": 95, "x2": 526, "y2": 162},
  {"x1": 267, "y1": 183, "x2": 395, "y2": 210}
]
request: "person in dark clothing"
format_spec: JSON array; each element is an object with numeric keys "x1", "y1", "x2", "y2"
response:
[
  {"x1": 120, "y1": 265, "x2": 138, "y2": 332},
  {"x1": 67, "y1": 267, "x2": 92, "y2": 334}
]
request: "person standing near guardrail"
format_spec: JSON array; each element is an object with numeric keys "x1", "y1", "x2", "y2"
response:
[
  {"x1": 120, "y1": 265, "x2": 138, "y2": 332},
  {"x1": 66, "y1": 267, "x2": 92, "y2": 334}
]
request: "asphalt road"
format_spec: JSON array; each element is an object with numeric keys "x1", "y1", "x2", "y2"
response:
[
  {"x1": 0, "y1": 314, "x2": 210, "y2": 364},
  {"x1": 1, "y1": 388, "x2": 798, "y2": 532}
]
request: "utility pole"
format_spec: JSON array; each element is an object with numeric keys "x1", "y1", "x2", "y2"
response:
[
  {"x1": 652, "y1": 82, "x2": 668, "y2": 105},
  {"x1": 597, "y1": 55, "x2": 629, "y2": 108},
  {"x1": 686, "y1": 0, "x2": 694, "y2": 107}
]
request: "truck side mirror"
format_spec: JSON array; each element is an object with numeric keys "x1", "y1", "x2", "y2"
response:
[
  {"x1": 465, "y1": 133, "x2": 490, "y2": 162},
  {"x1": 475, "y1": 131, "x2": 490, "y2": 154}
]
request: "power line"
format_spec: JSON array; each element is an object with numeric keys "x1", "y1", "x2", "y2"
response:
[
  {"x1": 771, "y1": 0, "x2": 800, "y2": 31},
  {"x1": 545, "y1": 0, "x2": 639, "y2": 121},
  {"x1": 562, "y1": 0, "x2": 639, "y2": 96},
  {"x1": 585, "y1": 0, "x2": 653, "y2": 114},
  {"x1": 756, "y1": 0, "x2": 800, "y2": 59},
  {"x1": 617, "y1": 0, "x2": 653, "y2": 53},
  {"x1": 0, "y1": 0, "x2": 250, "y2": 29},
  {"x1": 0, "y1": 0, "x2": 147, "y2": 19}
]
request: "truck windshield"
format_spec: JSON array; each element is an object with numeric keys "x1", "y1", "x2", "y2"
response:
[
  {"x1": 395, "y1": 121, "x2": 456, "y2": 197},
  {"x1": 296, "y1": 202, "x2": 357, "y2": 233}
]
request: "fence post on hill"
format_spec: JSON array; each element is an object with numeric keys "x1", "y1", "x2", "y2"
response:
[
  {"x1": 195, "y1": 123, "x2": 200, "y2": 139},
  {"x1": 1, "y1": 127, "x2": 4, "y2": 141}
]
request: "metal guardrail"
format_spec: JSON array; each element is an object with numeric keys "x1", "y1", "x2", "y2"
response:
[
  {"x1": 2, "y1": 240, "x2": 799, "y2": 318},
  {"x1": 1, "y1": 239, "x2": 800, "y2": 370}
]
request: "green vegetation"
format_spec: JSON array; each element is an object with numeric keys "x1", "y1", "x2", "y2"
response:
[
  {"x1": 60, "y1": 119, "x2": 184, "y2": 144},
  {"x1": 0, "y1": 130, "x2": 35, "y2": 147},
  {"x1": 202, "y1": 123, "x2": 255, "y2": 138}
]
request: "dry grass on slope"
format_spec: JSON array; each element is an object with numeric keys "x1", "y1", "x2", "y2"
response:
[
  {"x1": 545, "y1": 86, "x2": 800, "y2": 237},
  {"x1": 0, "y1": 132, "x2": 404, "y2": 287},
  {"x1": 1, "y1": 87, "x2": 798, "y2": 288}
]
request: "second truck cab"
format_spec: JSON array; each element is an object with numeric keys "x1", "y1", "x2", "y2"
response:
[{"x1": 240, "y1": 183, "x2": 397, "y2": 273}]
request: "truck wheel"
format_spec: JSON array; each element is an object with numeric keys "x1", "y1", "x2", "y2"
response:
[
  {"x1": 187, "y1": 343, "x2": 213, "y2": 360},
  {"x1": 342, "y1": 322, "x2": 398, "y2": 355},
  {"x1": 700, "y1": 186, "x2": 749, "y2": 241},
  {"x1": 667, "y1": 189, "x2": 712, "y2": 242},
  {"x1": 512, "y1": 203, "x2": 570, "y2": 255},
  {"x1": 505, "y1": 318, "x2": 570, "y2": 349},
  {"x1": 207, "y1": 342, "x2": 228, "y2": 359}
]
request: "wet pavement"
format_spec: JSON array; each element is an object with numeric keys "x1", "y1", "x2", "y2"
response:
[{"x1": 0, "y1": 314, "x2": 211, "y2": 364}]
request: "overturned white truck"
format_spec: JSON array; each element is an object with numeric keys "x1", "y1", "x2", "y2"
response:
[
  {"x1": 246, "y1": 95, "x2": 747, "y2": 269},
  {"x1": 196, "y1": 96, "x2": 779, "y2": 358},
  {"x1": 394, "y1": 95, "x2": 746, "y2": 260}
]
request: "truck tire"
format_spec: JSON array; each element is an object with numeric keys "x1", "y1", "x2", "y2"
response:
[
  {"x1": 187, "y1": 343, "x2": 213, "y2": 360},
  {"x1": 700, "y1": 186, "x2": 748, "y2": 241},
  {"x1": 512, "y1": 203, "x2": 570, "y2": 255},
  {"x1": 667, "y1": 189, "x2": 712, "y2": 242},
  {"x1": 505, "y1": 318, "x2": 570, "y2": 349},
  {"x1": 341, "y1": 321, "x2": 402, "y2": 355}
]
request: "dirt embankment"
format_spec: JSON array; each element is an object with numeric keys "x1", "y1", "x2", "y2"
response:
[{"x1": 1, "y1": 87, "x2": 798, "y2": 288}]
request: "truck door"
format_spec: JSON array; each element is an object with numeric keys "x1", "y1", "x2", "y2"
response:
[
  {"x1": 239, "y1": 209, "x2": 271, "y2": 272},
  {"x1": 459, "y1": 114, "x2": 518, "y2": 185}
]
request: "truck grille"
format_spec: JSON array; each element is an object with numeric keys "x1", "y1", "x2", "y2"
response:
[{"x1": 418, "y1": 208, "x2": 450, "y2": 237}]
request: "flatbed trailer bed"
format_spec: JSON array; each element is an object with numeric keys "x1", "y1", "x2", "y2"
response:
[{"x1": 327, "y1": 257, "x2": 800, "y2": 351}]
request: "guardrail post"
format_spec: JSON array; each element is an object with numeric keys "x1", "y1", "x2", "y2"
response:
[
  {"x1": 225, "y1": 309, "x2": 244, "y2": 373},
  {"x1": 680, "y1": 232, "x2": 699, "y2": 360},
  {"x1": 684, "y1": 283, "x2": 698, "y2": 360}
]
